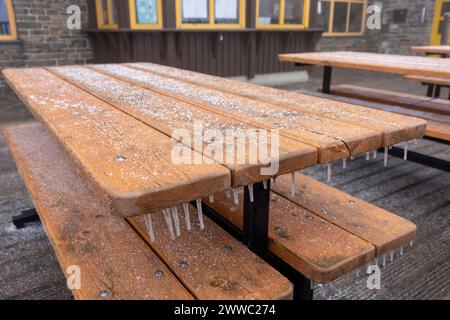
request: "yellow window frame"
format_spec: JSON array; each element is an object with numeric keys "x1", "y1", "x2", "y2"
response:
[
  {"x1": 176, "y1": 0, "x2": 246, "y2": 30},
  {"x1": 129, "y1": 0, "x2": 163, "y2": 29},
  {"x1": 322, "y1": 0, "x2": 367, "y2": 36},
  {"x1": 96, "y1": 0, "x2": 119, "y2": 29},
  {"x1": 255, "y1": 0, "x2": 310, "y2": 29},
  {"x1": 430, "y1": 0, "x2": 450, "y2": 45},
  {"x1": 0, "y1": 0, "x2": 17, "y2": 41}
]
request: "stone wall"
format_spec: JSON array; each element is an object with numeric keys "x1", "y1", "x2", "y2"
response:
[
  {"x1": 0, "y1": 0, "x2": 93, "y2": 92},
  {"x1": 317, "y1": 0, "x2": 436, "y2": 54}
]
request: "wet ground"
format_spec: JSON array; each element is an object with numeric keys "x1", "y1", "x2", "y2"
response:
[{"x1": 0, "y1": 68, "x2": 449, "y2": 300}]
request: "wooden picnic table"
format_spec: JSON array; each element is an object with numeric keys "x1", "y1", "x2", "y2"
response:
[
  {"x1": 279, "y1": 51, "x2": 450, "y2": 93},
  {"x1": 411, "y1": 45, "x2": 450, "y2": 57},
  {"x1": 2, "y1": 63, "x2": 422, "y2": 300}
]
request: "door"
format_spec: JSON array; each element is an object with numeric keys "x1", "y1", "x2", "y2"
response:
[{"x1": 431, "y1": 0, "x2": 450, "y2": 45}]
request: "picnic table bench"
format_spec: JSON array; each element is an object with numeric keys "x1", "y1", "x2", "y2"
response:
[{"x1": 2, "y1": 62, "x2": 422, "y2": 300}]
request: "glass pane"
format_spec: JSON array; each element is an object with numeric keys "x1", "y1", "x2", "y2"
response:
[
  {"x1": 182, "y1": 0, "x2": 209, "y2": 24},
  {"x1": 333, "y1": 1, "x2": 348, "y2": 32},
  {"x1": 258, "y1": 0, "x2": 280, "y2": 25},
  {"x1": 349, "y1": 2, "x2": 363, "y2": 32},
  {"x1": 318, "y1": 0, "x2": 330, "y2": 32},
  {"x1": 215, "y1": 0, "x2": 239, "y2": 24},
  {"x1": 110, "y1": 0, "x2": 119, "y2": 25},
  {"x1": 100, "y1": 0, "x2": 109, "y2": 25},
  {"x1": 135, "y1": 0, "x2": 159, "y2": 24},
  {"x1": 0, "y1": 0, "x2": 11, "y2": 35},
  {"x1": 284, "y1": 0, "x2": 304, "y2": 25}
]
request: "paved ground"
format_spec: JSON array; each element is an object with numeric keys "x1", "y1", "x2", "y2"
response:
[{"x1": 0, "y1": 68, "x2": 449, "y2": 300}]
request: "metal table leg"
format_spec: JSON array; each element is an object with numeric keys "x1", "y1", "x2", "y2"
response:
[
  {"x1": 322, "y1": 66, "x2": 333, "y2": 94},
  {"x1": 13, "y1": 208, "x2": 40, "y2": 229},
  {"x1": 426, "y1": 84, "x2": 434, "y2": 97}
]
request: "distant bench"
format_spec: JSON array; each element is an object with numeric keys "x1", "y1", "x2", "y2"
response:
[{"x1": 327, "y1": 84, "x2": 450, "y2": 142}]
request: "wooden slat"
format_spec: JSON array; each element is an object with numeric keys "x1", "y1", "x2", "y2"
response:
[
  {"x1": 279, "y1": 51, "x2": 450, "y2": 79},
  {"x1": 126, "y1": 62, "x2": 426, "y2": 147},
  {"x1": 89, "y1": 64, "x2": 385, "y2": 163},
  {"x1": 411, "y1": 45, "x2": 450, "y2": 55},
  {"x1": 48, "y1": 66, "x2": 318, "y2": 187},
  {"x1": 3, "y1": 123, "x2": 193, "y2": 300},
  {"x1": 405, "y1": 74, "x2": 450, "y2": 88},
  {"x1": 128, "y1": 206, "x2": 293, "y2": 300},
  {"x1": 272, "y1": 173, "x2": 417, "y2": 256},
  {"x1": 205, "y1": 190, "x2": 375, "y2": 283},
  {"x1": 2, "y1": 68, "x2": 231, "y2": 216},
  {"x1": 330, "y1": 84, "x2": 450, "y2": 116}
]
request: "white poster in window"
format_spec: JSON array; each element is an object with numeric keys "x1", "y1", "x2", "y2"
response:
[
  {"x1": 182, "y1": 0, "x2": 208, "y2": 19},
  {"x1": 215, "y1": 0, "x2": 238, "y2": 20}
]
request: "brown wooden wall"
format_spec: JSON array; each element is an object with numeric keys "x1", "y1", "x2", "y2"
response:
[{"x1": 86, "y1": 0, "x2": 323, "y2": 78}]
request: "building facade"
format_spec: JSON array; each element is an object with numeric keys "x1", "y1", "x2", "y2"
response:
[{"x1": 0, "y1": 0, "x2": 447, "y2": 91}]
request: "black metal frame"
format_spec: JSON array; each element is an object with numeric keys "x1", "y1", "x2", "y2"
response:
[
  {"x1": 12, "y1": 208, "x2": 40, "y2": 229},
  {"x1": 199, "y1": 181, "x2": 314, "y2": 300}
]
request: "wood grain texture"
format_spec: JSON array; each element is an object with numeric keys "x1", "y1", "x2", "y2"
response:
[
  {"x1": 205, "y1": 189, "x2": 375, "y2": 283},
  {"x1": 411, "y1": 45, "x2": 450, "y2": 55},
  {"x1": 3, "y1": 122, "x2": 193, "y2": 300},
  {"x1": 279, "y1": 51, "x2": 450, "y2": 78},
  {"x1": 128, "y1": 206, "x2": 293, "y2": 300},
  {"x1": 2, "y1": 68, "x2": 231, "y2": 216},
  {"x1": 90, "y1": 64, "x2": 385, "y2": 163},
  {"x1": 272, "y1": 173, "x2": 417, "y2": 256},
  {"x1": 330, "y1": 84, "x2": 450, "y2": 116},
  {"x1": 127, "y1": 62, "x2": 426, "y2": 146},
  {"x1": 48, "y1": 66, "x2": 318, "y2": 187}
]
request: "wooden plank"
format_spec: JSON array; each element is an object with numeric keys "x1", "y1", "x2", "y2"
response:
[
  {"x1": 279, "y1": 51, "x2": 450, "y2": 78},
  {"x1": 205, "y1": 189, "x2": 375, "y2": 283},
  {"x1": 405, "y1": 74, "x2": 450, "y2": 88},
  {"x1": 48, "y1": 66, "x2": 318, "y2": 187},
  {"x1": 2, "y1": 68, "x2": 231, "y2": 216},
  {"x1": 411, "y1": 45, "x2": 450, "y2": 55},
  {"x1": 89, "y1": 64, "x2": 385, "y2": 163},
  {"x1": 128, "y1": 206, "x2": 294, "y2": 300},
  {"x1": 3, "y1": 122, "x2": 193, "y2": 300},
  {"x1": 330, "y1": 84, "x2": 450, "y2": 116},
  {"x1": 126, "y1": 62, "x2": 426, "y2": 146},
  {"x1": 272, "y1": 173, "x2": 417, "y2": 256}
]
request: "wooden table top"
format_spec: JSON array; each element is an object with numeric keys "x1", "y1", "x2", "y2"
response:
[
  {"x1": 2, "y1": 64, "x2": 426, "y2": 217},
  {"x1": 411, "y1": 45, "x2": 450, "y2": 55},
  {"x1": 279, "y1": 51, "x2": 450, "y2": 78}
]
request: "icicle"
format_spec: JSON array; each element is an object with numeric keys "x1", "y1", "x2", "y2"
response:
[
  {"x1": 209, "y1": 194, "x2": 214, "y2": 203},
  {"x1": 143, "y1": 214, "x2": 155, "y2": 242},
  {"x1": 182, "y1": 203, "x2": 191, "y2": 231},
  {"x1": 310, "y1": 280, "x2": 315, "y2": 290},
  {"x1": 343, "y1": 158, "x2": 347, "y2": 169},
  {"x1": 270, "y1": 178, "x2": 275, "y2": 184},
  {"x1": 390, "y1": 251, "x2": 394, "y2": 262},
  {"x1": 232, "y1": 188, "x2": 239, "y2": 205},
  {"x1": 400, "y1": 246, "x2": 404, "y2": 256},
  {"x1": 389, "y1": 146, "x2": 393, "y2": 150},
  {"x1": 384, "y1": 146, "x2": 388, "y2": 166},
  {"x1": 410, "y1": 240, "x2": 414, "y2": 247},
  {"x1": 366, "y1": 152, "x2": 370, "y2": 160},
  {"x1": 356, "y1": 269, "x2": 360, "y2": 277},
  {"x1": 404, "y1": 141, "x2": 409, "y2": 160},
  {"x1": 171, "y1": 207, "x2": 181, "y2": 237},
  {"x1": 290, "y1": 172, "x2": 296, "y2": 197},
  {"x1": 373, "y1": 150, "x2": 377, "y2": 158},
  {"x1": 382, "y1": 255, "x2": 386, "y2": 267},
  {"x1": 196, "y1": 199, "x2": 205, "y2": 230},
  {"x1": 225, "y1": 190, "x2": 231, "y2": 200},
  {"x1": 163, "y1": 209, "x2": 175, "y2": 240},
  {"x1": 248, "y1": 184, "x2": 255, "y2": 202},
  {"x1": 414, "y1": 139, "x2": 418, "y2": 145},
  {"x1": 374, "y1": 257, "x2": 378, "y2": 266},
  {"x1": 327, "y1": 162, "x2": 332, "y2": 182},
  {"x1": 263, "y1": 180, "x2": 268, "y2": 190},
  {"x1": 350, "y1": 155, "x2": 355, "y2": 160}
]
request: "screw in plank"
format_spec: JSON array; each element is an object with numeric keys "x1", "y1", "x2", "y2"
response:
[
  {"x1": 180, "y1": 262, "x2": 189, "y2": 269},
  {"x1": 223, "y1": 246, "x2": 232, "y2": 253},
  {"x1": 154, "y1": 270, "x2": 164, "y2": 278},
  {"x1": 99, "y1": 290, "x2": 110, "y2": 298},
  {"x1": 115, "y1": 156, "x2": 126, "y2": 162}
]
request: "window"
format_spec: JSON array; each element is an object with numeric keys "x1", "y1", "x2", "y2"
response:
[
  {"x1": 96, "y1": 0, "x2": 119, "y2": 29},
  {"x1": 256, "y1": 0, "x2": 310, "y2": 29},
  {"x1": 176, "y1": 0, "x2": 246, "y2": 29},
  {"x1": 129, "y1": 0, "x2": 163, "y2": 29},
  {"x1": 318, "y1": 0, "x2": 366, "y2": 36},
  {"x1": 0, "y1": 0, "x2": 17, "y2": 41}
]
